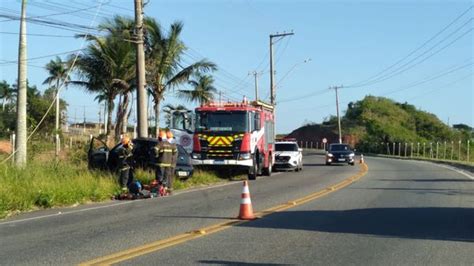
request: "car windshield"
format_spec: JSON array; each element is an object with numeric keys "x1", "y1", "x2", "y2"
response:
[
  {"x1": 195, "y1": 111, "x2": 248, "y2": 132},
  {"x1": 276, "y1": 143, "x2": 298, "y2": 151},
  {"x1": 330, "y1": 144, "x2": 351, "y2": 151}
]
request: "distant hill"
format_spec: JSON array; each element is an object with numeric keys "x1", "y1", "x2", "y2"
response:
[{"x1": 287, "y1": 96, "x2": 472, "y2": 151}]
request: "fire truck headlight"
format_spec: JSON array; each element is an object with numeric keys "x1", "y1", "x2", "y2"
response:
[
  {"x1": 327, "y1": 153, "x2": 333, "y2": 157},
  {"x1": 239, "y1": 153, "x2": 251, "y2": 160},
  {"x1": 191, "y1": 153, "x2": 201, "y2": 159}
]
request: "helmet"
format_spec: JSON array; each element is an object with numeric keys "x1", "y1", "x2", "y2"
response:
[
  {"x1": 159, "y1": 130, "x2": 167, "y2": 140},
  {"x1": 166, "y1": 130, "x2": 174, "y2": 139},
  {"x1": 121, "y1": 136, "x2": 131, "y2": 146}
]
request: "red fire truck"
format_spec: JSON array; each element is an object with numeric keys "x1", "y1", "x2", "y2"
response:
[{"x1": 191, "y1": 99, "x2": 275, "y2": 179}]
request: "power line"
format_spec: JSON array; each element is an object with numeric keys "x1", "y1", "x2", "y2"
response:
[
  {"x1": 0, "y1": 31, "x2": 76, "y2": 38},
  {"x1": 0, "y1": 48, "x2": 84, "y2": 64},
  {"x1": 348, "y1": 19, "x2": 472, "y2": 88},
  {"x1": 346, "y1": 5, "x2": 473, "y2": 88}
]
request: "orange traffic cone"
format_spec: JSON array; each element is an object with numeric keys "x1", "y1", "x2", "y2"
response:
[
  {"x1": 359, "y1": 154, "x2": 364, "y2": 164},
  {"x1": 238, "y1": 181, "x2": 256, "y2": 220}
]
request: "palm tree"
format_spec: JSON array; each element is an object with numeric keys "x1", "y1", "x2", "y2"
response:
[
  {"x1": 179, "y1": 74, "x2": 217, "y2": 105},
  {"x1": 72, "y1": 16, "x2": 135, "y2": 139},
  {"x1": 43, "y1": 56, "x2": 70, "y2": 132},
  {"x1": 144, "y1": 19, "x2": 217, "y2": 136}
]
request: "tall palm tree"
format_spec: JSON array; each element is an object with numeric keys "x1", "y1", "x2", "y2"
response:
[
  {"x1": 145, "y1": 18, "x2": 217, "y2": 136},
  {"x1": 43, "y1": 56, "x2": 70, "y2": 132},
  {"x1": 72, "y1": 16, "x2": 135, "y2": 139},
  {"x1": 179, "y1": 74, "x2": 217, "y2": 105}
]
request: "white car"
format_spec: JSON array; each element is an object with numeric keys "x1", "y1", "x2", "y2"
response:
[{"x1": 274, "y1": 141, "x2": 303, "y2": 172}]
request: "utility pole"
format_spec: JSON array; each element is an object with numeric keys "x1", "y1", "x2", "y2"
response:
[
  {"x1": 103, "y1": 103, "x2": 107, "y2": 135},
  {"x1": 330, "y1": 85, "x2": 343, "y2": 144},
  {"x1": 249, "y1": 71, "x2": 261, "y2": 101},
  {"x1": 83, "y1": 106, "x2": 86, "y2": 134},
  {"x1": 98, "y1": 106, "x2": 102, "y2": 134},
  {"x1": 134, "y1": 0, "x2": 148, "y2": 137},
  {"x1": 55, "y1": 85, "x2": 60, "y2": 157},
  {"x1": 269, "y1": 31, "x2": 294, "y2": 106},
  {"x1": 15, "y1": 0, "x2": 27, "y2": 166},
  {"x1": 269, "y1": 31, "x2": 294, "y2": 145}
]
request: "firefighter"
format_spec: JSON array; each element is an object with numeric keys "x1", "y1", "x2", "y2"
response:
[
  {"x1": 117, "y1": 136, "x2": 134, "y2": 192},
  {"x1": 166, "y1": 130, "x2": 178, "y2": 194},
  {"x1": 153, "y1": 131, "x2": 173, "y2": 194}
]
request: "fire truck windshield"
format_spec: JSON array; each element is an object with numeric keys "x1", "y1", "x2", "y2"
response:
[{"x1": 195, "y1": 111, "x2": 248, "y2": 132}]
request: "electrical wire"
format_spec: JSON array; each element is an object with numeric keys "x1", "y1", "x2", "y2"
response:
[{"x1": 346, "y1": 5, "x2": 473, "y2": 88}]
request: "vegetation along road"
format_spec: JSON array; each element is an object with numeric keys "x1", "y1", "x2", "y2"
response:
[{"x1": 0, "y1": 153, "x2": 472, "y2": 265}]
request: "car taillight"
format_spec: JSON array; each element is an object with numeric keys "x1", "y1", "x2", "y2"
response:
[
  {"x1": 193, "y1": 134, "x2": 201, "y2": 152},
  {"x1": 240, "y1": 133, "x2": 251, "y2": 152}
]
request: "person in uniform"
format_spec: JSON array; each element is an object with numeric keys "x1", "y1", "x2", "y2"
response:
[
  {"x1": 153, "y1": 131, "x2": 173, "y2": 194},
  {"x1": 117, "y1": 136, "x2": 134, "y2": 192},
  {"x1": 165, "y1": 130, "x2": 178, "y2": 194}
]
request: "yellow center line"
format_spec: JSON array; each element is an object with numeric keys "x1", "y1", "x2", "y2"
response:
[{"x1": 79, "y1": 163, "x2": 369, "y2": 266}]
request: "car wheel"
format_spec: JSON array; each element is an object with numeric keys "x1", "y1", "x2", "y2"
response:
[
  {"x1": 350, "y1": 162, "x2": 355, "y2": 166},
  {"x1": 326, "y1": 162, "x2": 331, "y2": 166}
]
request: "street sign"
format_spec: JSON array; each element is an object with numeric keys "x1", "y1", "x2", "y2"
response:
[{"x1": 322, "y1": 138, "x2": 327, "y2": 144}]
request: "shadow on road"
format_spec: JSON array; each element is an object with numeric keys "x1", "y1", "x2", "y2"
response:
[
  {"x1": 240, "y1": 207, "x2": 474, "y2": 243},
  {"x1": 198, "y1": 260, "x2": 289, "y2": 265}
]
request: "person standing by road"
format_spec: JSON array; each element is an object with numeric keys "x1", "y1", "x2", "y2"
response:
[
  {"x1": 117, "y1": 136, "x2": 134, "y2": 192},
  {"x1": 153, "y1": 130, "x2": 173, "y2": 195},
  {"x1": 166, "y1": 130, "x2": 178, "y2": 194}
]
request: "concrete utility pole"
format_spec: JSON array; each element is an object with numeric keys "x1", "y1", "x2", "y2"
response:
[
  {"x1": 98, "y1": 106, "x2": 102, "y2": 134},
  {"x1": 249, "y1": 71, "x2": 262, "y2": 101},
  {"x1": 134, "y1": 0, "x2": 148, "y2": 137},
  {"x1": 15, "y1": 0, "x2": 27, "y2": 167},
  {"x1": 330, "y1": 85, "x2": 343, "y2": 144},
  {"x1": 269, "y1": 31, "x2": 294, "y2": 106},
  {"x1": 269, "y1": 31, "x2": 294, "y2": 145},
  {"x1": 55, "y1": 87, "x2": 60, "y2": 157}
]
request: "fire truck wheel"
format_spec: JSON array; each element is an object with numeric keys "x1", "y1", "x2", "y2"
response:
[
  {"x1": 263, "y1": 163, "x2": 272, "y2": 176},
  {"x1": 248, "y1": 154, "x2": 258, "y2": 180}
]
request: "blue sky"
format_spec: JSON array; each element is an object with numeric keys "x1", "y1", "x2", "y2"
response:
[{"x1": 0, "y1": 0, "x2": 472, "y2": 133}]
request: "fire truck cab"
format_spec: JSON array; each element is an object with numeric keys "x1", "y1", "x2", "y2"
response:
[{"x1": 191, "y1": 99, "x2": 275, "y2": 179}]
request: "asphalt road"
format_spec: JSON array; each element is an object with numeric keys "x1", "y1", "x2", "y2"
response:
[{"x1": 1, "y1": 154, "x2": 472, "y2": 265}]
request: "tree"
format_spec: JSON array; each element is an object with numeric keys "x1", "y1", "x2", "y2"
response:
[
  {"x1": 178, "y1": 74, "x2": 217, "y2": 105},
  {"x1": 0, "y1": 80, "x2": 15, "y2": 111},
  {"x1": 43, "y1": 56, "x2": 70, "y2": 134},
  {"x1": 72, "y1": 17, "x2": 135, "y2": 140},
  {"x1": 144, "y1": 19, "x2": 217, "y2": 136}
]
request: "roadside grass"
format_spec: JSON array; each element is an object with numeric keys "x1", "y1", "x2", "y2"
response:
[{"x1": 0, "y1": 161, "x2": 118, "y2": 219}]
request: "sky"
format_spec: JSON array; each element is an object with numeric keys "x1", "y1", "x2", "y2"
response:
[{"x1": 0, "y1": 0, "x2": 472, "y2": 134}]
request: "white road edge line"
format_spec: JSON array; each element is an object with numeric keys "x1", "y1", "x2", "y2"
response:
[
  {"x1": 367, "y1": 156, "x2": 473, "y2": 180},
  {"x1": 0, "y1": 172, "x2": 282, "y2": 226}
]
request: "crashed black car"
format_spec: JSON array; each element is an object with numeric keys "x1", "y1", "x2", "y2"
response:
[
  {"x1": 325, "y1": 143, "x2": 355, "y2": 166},
  {"x1": 88, "y1": 137, "x2": 193, "y2": 178}
]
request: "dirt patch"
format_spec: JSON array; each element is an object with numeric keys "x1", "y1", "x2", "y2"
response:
[{"x1": 0, "y1": 140, "x2": 12, "y2": 154}]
